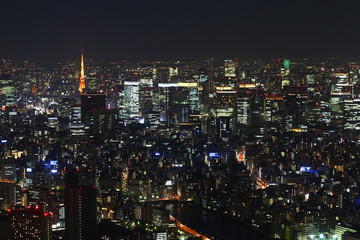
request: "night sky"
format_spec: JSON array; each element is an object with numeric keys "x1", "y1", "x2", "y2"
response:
[{"x1": 1, "y1": 0, "x2": 360, "y2": 61}]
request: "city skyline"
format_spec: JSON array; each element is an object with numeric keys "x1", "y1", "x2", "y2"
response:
[{"x1": 3, "y1": 1, "x2": 360, "y2": 239}]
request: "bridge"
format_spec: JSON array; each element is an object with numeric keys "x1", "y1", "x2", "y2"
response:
[{"x1": 170, "y1": 215, "x2": 210, "y2": 240}]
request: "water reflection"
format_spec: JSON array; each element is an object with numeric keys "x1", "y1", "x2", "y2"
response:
[{"x1": 165, "y1": 203, "x2": 273, "y2": 240}]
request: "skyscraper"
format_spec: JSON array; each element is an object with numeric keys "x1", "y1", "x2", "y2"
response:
[
  {"x1": 120, "y1": 81, "x2": 140, "y2": 123},
  {"x1": 81, "y1": 93, "x2": 106, "y2": 127},
  {"x1": 65, "y1": 169, "x2": 97, "y2": 240},
  {"x1": 79, "y1": 50, "x2": 86, "y2": 92}
]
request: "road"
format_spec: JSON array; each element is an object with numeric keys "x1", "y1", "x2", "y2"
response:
[{"x1": 170, "y1": 215, "x2": 210, "y2": 240}]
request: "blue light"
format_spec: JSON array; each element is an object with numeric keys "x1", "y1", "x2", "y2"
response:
[
  {"x1": 50, "y1": 160, "x2": 57, "y2": 166},
  {"x1": 155, "y1": 152, "x2": 160, "y2": 156},
  {"x1": 209, "y1": 152, "x2": 220, "y2": 158}
]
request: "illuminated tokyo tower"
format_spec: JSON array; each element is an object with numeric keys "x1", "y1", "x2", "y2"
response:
[{"x1": 79, "y1": 50, "x2": 86, "y2": 92}]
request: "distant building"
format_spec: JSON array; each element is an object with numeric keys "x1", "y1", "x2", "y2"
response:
[
  {"x1": 120, "y1": 81, "x2": 140, "y2": 123},
  {"x1": 0, "y1": 182, "x2": 21, "y2": 210},
  {"x1": 93, "y1": 109, "x2": 118, "y2": 134},
  {"x1": 0, "y1": 74, "x2": 16, "y2": 106},
  {"x1": 81, "y1": 92, "x2": 106, "y2": 127}
]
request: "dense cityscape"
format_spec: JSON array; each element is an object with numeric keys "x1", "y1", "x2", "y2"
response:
[{"x1": 2, "y1": 55, "x2": 360, "y2": 240}]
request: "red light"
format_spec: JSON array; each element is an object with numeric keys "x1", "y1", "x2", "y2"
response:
[
  {"x1": 7, "y1": 209, "x2": 11, "y2": 212},
  {"x1": 35, "y1": 205, "x2": 39, "y2": 209}
]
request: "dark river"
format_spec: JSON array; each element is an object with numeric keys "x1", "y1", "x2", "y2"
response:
[{"x1": 165, "y1": 203, "x2": 274, "y2": 240}]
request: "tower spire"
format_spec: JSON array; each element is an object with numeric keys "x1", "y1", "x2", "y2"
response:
[{"x1": 79, "y1": 49, "x2": 86, "y2": 92}]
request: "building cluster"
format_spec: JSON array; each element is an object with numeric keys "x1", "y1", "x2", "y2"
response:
[{"x1": 1, "y1": 56, "x2": 360, "y2": 239}]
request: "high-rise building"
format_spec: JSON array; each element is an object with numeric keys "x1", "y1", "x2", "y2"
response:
[
  {"x1": 224, "y1": 59, "x2": 236, "y2": 78},
  {"x1": 65, "y1": 169, "x2": 97, "y2": 240},
  {"x1": 93, "y1": 109, "x2": 118, "y2": 134},
  {"x1": 119, "y1": 81, "x2": 140, "y2": 123},
  {"x1": 156, "y1": 82, "x2": 198, "y2": 125},
  {"x1": 0, "y1": 74, "x2": 16, "y2": 106},
  {"x1": 344, "y1": 98, "x2": 360, "y2": 130},
  {"x1": 236, "y1": 97, "x2": 251, "y2": 126},
  {"x1": 139, "y1": 78, "x2": 154, "y2": 121},
  {"x1": 8, "y1": 207, "x2": 53, "y2": 240},
  {"x1": 70, "y1": 104, "x2": 85, "y2": 136},
  {"x1": 81, "y1": 93, "x2": 106, "y2": 127},
  {"x1": 0, "y1": 182, "x2": 21, "y2": 210}
]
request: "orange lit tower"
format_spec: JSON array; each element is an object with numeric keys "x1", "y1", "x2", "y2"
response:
[{"x1": 79, "y1": 50, "x2": 86, "y2": 92}]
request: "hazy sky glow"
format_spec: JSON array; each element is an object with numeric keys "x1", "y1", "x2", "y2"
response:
[{"x1": 1, "y1": 0, "x2": 360, "y2": 60}]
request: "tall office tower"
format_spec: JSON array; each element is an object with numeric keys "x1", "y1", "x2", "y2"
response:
[
  {"x1": 283, "y1": 85, "x2": 308, "y2": 131},
  {"x1": 139, "y1": 78, "x2": 154, "y2": 122},
  {"x1": 236, "y1": 97, "x2": 250, "y2": 125},
  {"x1": 236, "y1": 83, "x2": 257, "y2": 127},
  {"x1": 119, "y1": 81, "x2": 140, "y2": 123},
  {"x1": 8, "y1": 207, "x2": 53, "y2": 240},
  {"x1": 281, "y1": 59, "x2": 290, "y2": 77},
  {"x1": 344, "y1": 98, "x2": 360, "y2": 130},
  {"x1": 224, "y1": 59, "x2": 236, "y2": 78},
  {"x1": 213, "y1": 86, "x2": 236, "y2": 140},
  {"x1": 158, "y1": 83, "x2": 174, "y2": 120},
  {"x1": 65, "y1": 169, "x2": 97, "y2": 240},
  {"x1": 81, "y1": 93, "x2": 106, "y2": 127},
  {"x1": 0, "y1": 182, "x2": 21, "y2": 210},
  {"x1": 0, "y1": 74, "x2": 16, "y2": 106},
  {"x1": 306, "y1": 100, "x2": 321, "y2": 128},
  {"x1": 79, "y1": 51, "x2": 86, "y2": 92},
  {"x1": 169, "y1": 67, "x2": 178, "y2": 77},
  {"x1": 264, "y1": 96, "x2": 285, "y2": 132},
  {"x1": 69, "y1": 104, "x2": 85, "y2": 136},
  {"x1": 307, "y1": 100, "x2": 331, "y2": 128},
  {"x1": 93, "y1": 109, "x2": 118, "y2": 134},
  {"x1": 157, "y1": 83, "x2": 198, "y2": 125},
  {"x1": 213, "y1": 86, "x2": 236, "y2": 117},
  {"x1": 330, "y1": 96, "x2": 345, "y2": 128},
  {"x1": 59, "y1": 98, "x2": 75, "y2": 118},
  {"x1": 217, "y1": 117, "x2": 231, "y2": 140},
  {"x1": 329, "y1": 73, "x2": 353, "y2": 128}
]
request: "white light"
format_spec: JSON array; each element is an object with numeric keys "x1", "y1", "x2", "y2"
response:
[
  {"x1": 124, "y1": 81, "x2": 139, "y2": 86},
  {"x1": 158, "y1": 83, "x2": 178, "y2": 87},
  {"x1": 320, "y1": 234, "x2": 324, "y2": 239}
]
